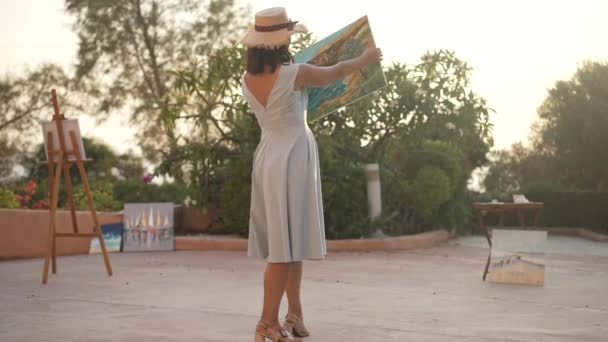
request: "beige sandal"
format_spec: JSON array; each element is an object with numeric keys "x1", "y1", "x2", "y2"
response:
[
  {"x1": 283, "y1": 313, "x2": 310, "y2": 337},
  {"x1": 254, "y1": 322, "x2": 301, "y2": 342}
]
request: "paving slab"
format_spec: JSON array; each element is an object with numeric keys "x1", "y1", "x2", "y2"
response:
[{"x1": 1, "y1": 237, "x2": 607, "y2": 341}]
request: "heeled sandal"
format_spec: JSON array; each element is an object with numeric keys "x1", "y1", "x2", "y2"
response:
[
  {"x1": 283, "y1": 313, "x2": 310, "y2": 337},
  {"x1": 254, "y1": 322, "x2": 301, "y2": 342}
]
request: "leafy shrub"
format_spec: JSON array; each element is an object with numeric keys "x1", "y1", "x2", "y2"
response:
[
  {"x1": 379, "y1": 140, "x2": 467, "y2": 234},
  {"x1": 472, "y1": 188, "x2": 608, "y2": 234},
  {"x1": 520, "y1": 180, "x2": 575, "y2": 194},
  {"x1": 113, "y1": 180, "x2": 191, "y2": 204},
  {"x1": 221, "y1": 155, "x2": 252, "y2": 236},
  {"x1": 11, "y1": 180, "x2": 50, "y2": 209},
  {"x1": 403, "y1": 141, "x2": 464, "y2": 194},
  {"x1": 74, "y1": 181, "x2": 121, "y2": 211},
  {"x1": 317, "y1": 134, "x2": 372, "y2": 239},
  {"x1": 0, "y1": 187, "x2": 19, "y2": 208},
  {"x1": 164, "y1": 47, "x2": 494, "y2": 238},
  {"x1": 409, "y1": 166, "x2": 452, "y2": 219},
  {"x1": 525, "y1": 190, "x2": 608, "y2": 233}
]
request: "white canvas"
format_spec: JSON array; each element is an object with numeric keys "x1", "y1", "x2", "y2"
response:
[
  {"x1": 41, "y1": 119, "x2": 86, "y2": 161},
  {"x1": 513, "y1": 194, "x2": 530, "y2": 204},
  {"x1": 492, "y1": 229, "x2": 548, "y2": 254}
]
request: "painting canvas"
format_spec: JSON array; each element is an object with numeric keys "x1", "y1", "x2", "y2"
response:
[
  {"x1": 488, "y1": 253, "x2": 545, "y2": 286},
  {"x1": 89, "y1": 222, "x2": 123, "y2": 254},
  {"x1": 512, "y1": 194, "x2": 530, "y2": 204},
  {"x1": 486, "y1": 230, "x2": 547, "y2": 286},
  {"x1": 123, "y1": 203, "x2": 175, "y2": 252},
  {"x1": 41, "y1": 119, "x2": 87, "y2": 161},
  {"x1": 294, "y1": 16, "x2": 387, "y2": 121}
]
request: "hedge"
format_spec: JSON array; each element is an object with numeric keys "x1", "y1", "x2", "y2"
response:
[
  {"x1": 526, "y1": 191, "x2": 608, "y2": 233},
  {"x1": 475, "y1": 191, "x2": 608, "y2": 234}
]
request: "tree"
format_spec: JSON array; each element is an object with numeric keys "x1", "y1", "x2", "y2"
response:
[
  {"x1": 311, "y1": 50, "x2": 494, "y2": 233},
  {"x1": 162, "y1": 44, "x2": 494, "y2": 236},
  {"x1": 486, "y1": 61, "x2": 608, "y2": 195},
  {"x1": 65, "y1": 0, "x2": 247, "y2": 164},
  {"x1": 326, "y1": 50, "x2": 493, "y2": 167},
  {"x1": 531, "y1": 61, "x2": 608, "y2": 190},
  {"x1": 0, "y1": 137, "x2": 19, "y2": 183},
  {"x1": 26, "y1": 137, "x2": 144, "y2": 183},
  {"x1": 18, "y1": 137, "x2": 144, "y2": 211},
  {"x1": 158, "y1": 34, "x2": 316, "y2": 231},
  {"x1": 158, "y1": 44, "x2": 254, "y2": 207},
  {"x1": 482, "y1": 148, "x2": 521, "y2": 198},
  {"x1": 0, "y1": 64, "x2": 72, "y2": 180},
  {"x1": 483, "y1": 142, "x2": 563, "y2": 197},
  {"x1": 115, "y1": 150, "x2": 146, "y2": 180}
]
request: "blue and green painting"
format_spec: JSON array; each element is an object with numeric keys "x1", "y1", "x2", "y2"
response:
[
  {"x1": 89, "y1": 222, "x2": 124, "y2": 254},
  {"x1": 294, "y1": 16, "x2": 386, "y2": 121}
]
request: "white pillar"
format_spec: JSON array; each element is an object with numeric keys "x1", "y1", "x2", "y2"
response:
[{"x1": 364, "y1": 163, "x2": 382, "y2": 220}]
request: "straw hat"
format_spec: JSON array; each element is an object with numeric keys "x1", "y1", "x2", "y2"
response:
[{"x1": 242, "y1": 7, "x2": 308, "y2": 48}]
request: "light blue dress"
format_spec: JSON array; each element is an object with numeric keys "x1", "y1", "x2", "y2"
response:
[{"x1": 241, "y1": 63, "x2": 327, "y2": 263}]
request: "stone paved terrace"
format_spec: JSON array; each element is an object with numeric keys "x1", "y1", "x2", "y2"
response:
[{"x1": 1, "y1": 236, "x2": 607, "y2": 341}]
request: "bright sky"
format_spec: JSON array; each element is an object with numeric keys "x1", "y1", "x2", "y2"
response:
[{"x1": 1, "y1": 0, "x2": 607, "y2": 155}]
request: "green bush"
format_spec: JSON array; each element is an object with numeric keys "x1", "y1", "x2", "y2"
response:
[
  {"x1": 473, "y1": 189, "x2": 608, "y2": 234},
  {"x1": 520, "y1": 180, "x2": 575, "y2": 194},
  {"x1": 74, "y1": 181, "x2": 121, "y2": 211},
  {"x1": 164, "y1": 48, "x2": 494, "y2": 239},
  {"x1": 113, "y1": 180, "x2": 191, "y2": 204},
  {"x1": 316, "y1": 133, "x2": 372, "y2": 239},
  {"x1": 409, "y1": 166, "x2": 452, "y2": 219},
  {"x1": 221, "y1": 155, "x2": 253, "y2": 237},
  {"x1": 0, "y1": 187, "x2": 19, "y2": 208},
  {"x1": 219, "y1": 140, "x2": 374, "y2": 239},
  {"x1": 6, "y1": 180, "x2": 50, "y2": 209},
  {"x1": 379, "y1": 140, "x2": 468, "y2": 234},
  {"x1": 403, "y1": 141, "x2": 464, "y2": 193},
  {"x1": 525, "y1": 190, "x2": 608, "y2": 233}
]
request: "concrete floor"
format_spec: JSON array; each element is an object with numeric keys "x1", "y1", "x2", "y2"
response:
[{"x1": 1, "y1": 236, "x2": 607, "y2": 341}]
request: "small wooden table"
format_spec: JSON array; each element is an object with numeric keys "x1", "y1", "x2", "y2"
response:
[
  {"x1": 473, "y1": 202, "x2": 544, "y2": 281},
  {"x1": 473, "y1": 202, "x2": 544, "y2": 232}
]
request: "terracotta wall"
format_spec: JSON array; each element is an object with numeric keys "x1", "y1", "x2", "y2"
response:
[{"x1": 0, "y1": 208, "x2": 122, "y2": 260}]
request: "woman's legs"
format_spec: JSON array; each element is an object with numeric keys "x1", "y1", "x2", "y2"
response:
[
  {"x1": 260, "y1": 262, "x2": 291, "y2": 329},
  {"x1": 285, "y1": 261, "x2": 303, "y2": 318}
]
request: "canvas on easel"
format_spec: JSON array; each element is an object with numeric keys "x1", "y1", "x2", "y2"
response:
[
  {"x1": 41, "y1": 119, "x2": 86, "y2": 162},
  {"x1": 40, "y1": 89, "x2": 112, "y2": 284}
]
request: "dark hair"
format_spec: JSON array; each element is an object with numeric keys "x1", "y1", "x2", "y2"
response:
[{"x1": 246, "y1": 45, "x2": 293, "y2": 74}]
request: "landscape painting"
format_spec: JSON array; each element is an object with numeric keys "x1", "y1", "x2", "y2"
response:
[
  {"x1": 486, "y1": 230, "x2": 547, "y2": 286},
  {"x1": 89, "y1": 222, "x2": 123, "y2": 254},
  {"x1": 294, "y1": 16, "x2": 387, "y2": 121},
  {"x1": 123, "y1": 203, "x2": 175, "y2": 252}
]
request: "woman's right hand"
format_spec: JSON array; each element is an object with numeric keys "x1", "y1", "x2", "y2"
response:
[{"x1": 361, "y1": 47, "x2": 383, "y2": 65}]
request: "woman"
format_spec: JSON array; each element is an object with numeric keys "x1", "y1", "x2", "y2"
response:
[{"x1": 241, "y1": 7, "x2": 382, "y2": 342}]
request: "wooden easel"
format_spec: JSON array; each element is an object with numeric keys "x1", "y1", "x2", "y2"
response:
[{"x1": 42, "y1": 89, "x2": 113, "y2": 284}]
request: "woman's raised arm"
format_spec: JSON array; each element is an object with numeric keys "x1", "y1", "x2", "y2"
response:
[{"x1": 295, "y1": 47, "x2": 383, "y2": 89}]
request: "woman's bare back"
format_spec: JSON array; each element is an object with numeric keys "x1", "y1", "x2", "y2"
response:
[{"x1": 244, "y1": 66, "x2": 283, "y2": 108}]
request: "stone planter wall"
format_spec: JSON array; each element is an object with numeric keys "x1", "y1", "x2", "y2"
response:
[
  {"x1": 0, "y1": 208, "x2": 122, "y2": 260},
  {"x1": 175, "y1": 230, "x2": 451, "y2": 253},
  {"x1": 0, "y1": 206, "x2": 222, "y2": 260},
  {"x1": 4, "y1": 207, "x2": 606, "y2": 261}
]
